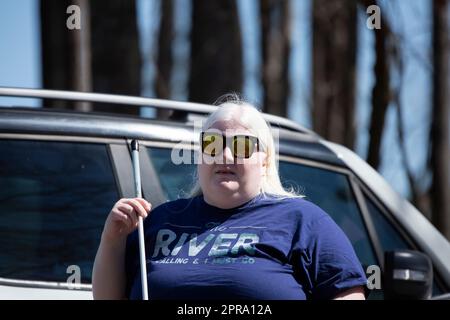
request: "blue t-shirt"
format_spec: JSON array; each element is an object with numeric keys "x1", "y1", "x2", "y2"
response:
[{"x1": 125, "y1": 193, "x2": 367, "y2": 300}]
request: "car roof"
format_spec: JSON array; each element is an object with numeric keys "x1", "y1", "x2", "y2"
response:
[
  {"x1": 0, "y1": 87, "x2": 343, "y2": 165},
  {"x1": 0, "y1": 87, "x2": 318, "y2": 135},
  {"x1": 0, "y1": 106, "x2": 345, "y2": 167}
]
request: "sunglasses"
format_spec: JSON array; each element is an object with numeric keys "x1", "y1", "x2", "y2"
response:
[{"x1": 201, "y1": 132, "x2": 263, "y2": 159}]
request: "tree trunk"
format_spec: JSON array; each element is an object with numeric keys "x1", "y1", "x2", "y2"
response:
[
  {"x1": 155, "y1": 0, "x2": 174, "y2": 120},
  {"x1": 390, "y1": 31, "x2": 430, "y2": 217},
  {"x1": 357, "y1": 0, "x2": 391, "y2": 170},
  {"x1": 69, "y1": 0, "x2": 92, "y2": 112},
  {"x1": 188, "y1": 0, "x2": 243, "y2": 104},
  {"x1": 260, "y1": 0, "x2": 291, "y2": 117},
  {"x1": 40, "y1": 0, "x2": 72, "y2": 109},
  {"x1": 430, "y1": 0, "x2": 450, "y2": 239},
  {"x1": 41, "y1": 0, "x2": 141, "y2": 115},
  {"x1": 41, "y1": 0, "x2": 92, "y2": 111},
  {"x1": 312, "y1": 0, "x2": 357, "y2": 149},
  {"x1": 90, "y1": 0, "x2": 142, "y2": 114}
]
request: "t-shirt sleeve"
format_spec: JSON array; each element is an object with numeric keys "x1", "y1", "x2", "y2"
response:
[{"x1": 293, "y1": 209, "x2": 367, "y2": 300}]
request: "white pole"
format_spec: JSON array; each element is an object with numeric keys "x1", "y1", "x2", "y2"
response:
[{"x1": 131, "y1": 140, "x2": 149, "y2": 300}]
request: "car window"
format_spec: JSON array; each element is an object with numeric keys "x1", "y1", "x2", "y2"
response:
[
  {"x1": 365, "y1": 195, "x2": 410, "y2": 252},
  {"x1": 0, "y1": 139, "x2": 118, "y2": 284},
  {"x1": 147, "y1": 147, "x2": 197, "y2": 199},
  {"x1": 278, "y1": 161, "x2": 378, "y2": 269}
]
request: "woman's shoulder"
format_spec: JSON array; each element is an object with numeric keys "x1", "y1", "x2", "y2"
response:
[{"x1": 151, "y1": 196, "x2": 197, "y2": 214}]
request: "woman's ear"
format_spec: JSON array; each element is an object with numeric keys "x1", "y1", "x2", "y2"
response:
[{"x1": 260, "y1": 154, "x2": 268, "y2": 176}]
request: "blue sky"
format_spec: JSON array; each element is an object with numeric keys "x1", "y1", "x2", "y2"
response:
[
  {"x1": 0, "y1": 0, "x2": 41, "y2": 107},
  {"x1": 0, "y1": 0, "x2": 436, "y2": 199}
]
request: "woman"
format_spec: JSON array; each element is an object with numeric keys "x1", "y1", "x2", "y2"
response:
[{"x1": 92, "y1": 98, "x2": 367, "y2": 300}]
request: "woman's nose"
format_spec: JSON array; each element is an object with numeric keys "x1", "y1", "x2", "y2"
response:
[{"x1": 222, "y1": 146, "x2": 235, "y2": 164}]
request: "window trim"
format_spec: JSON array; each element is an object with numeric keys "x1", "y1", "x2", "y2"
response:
[
  {"x1": 137, "y1": 139, "x2": 196, "y2": 151},
  {"x1": 108, "y1": 143, "x2": 134, "y2": 198},
  {"x1": 348, "y1": 175, "x2": 385, "y2": 268},
  {"x1": 0, "y1": 277, "x2": 92, "y2": 291},
  {"x1": 0, "y1": 133, "x2": 124, "y2": 144}
]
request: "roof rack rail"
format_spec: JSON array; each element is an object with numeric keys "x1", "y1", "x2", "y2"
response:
[{"x1": 0, "y1": 87, "x2": 316, "y2": 136}]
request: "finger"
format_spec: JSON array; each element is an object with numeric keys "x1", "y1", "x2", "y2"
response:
[
  {"x1": 117, "y1": 203, "x2": 133, "y2": 216},
  {"x1": 133, "y1": 198, "x2": 151, "y2": 215},
  {"x1": 123, "y1": 198, "x2": 148, "y2": 219},
  {"x1": 113, "y1": 209, "x2": 133, "y2": 229},
  {"x1": 134, "y1": 198, "x2": 152, "y2": 212},
  {"x1": 123, "y1": 199, "x2": 146, "y2": 222},
  {"x1": 117, "y1": 203, "x2": 138, "y2": 227}
]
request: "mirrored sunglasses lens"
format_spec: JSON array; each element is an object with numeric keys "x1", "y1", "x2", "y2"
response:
[
  {"x1": 202, "y1": 133, "x2": 222, "y2": 156},
  {"x1": 233, "y1": 136, "x2": 254, "y2": 158}
]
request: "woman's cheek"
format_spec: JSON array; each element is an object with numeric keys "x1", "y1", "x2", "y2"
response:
[{"x1": 197, "y1": 164, "x2": 208, "y2": 186}]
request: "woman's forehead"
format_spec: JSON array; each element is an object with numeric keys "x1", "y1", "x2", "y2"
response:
[{"x1": 207, "y1": 119, "x2": 251, "y2": 134}]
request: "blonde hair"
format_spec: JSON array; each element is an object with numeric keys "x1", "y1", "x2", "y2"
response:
[{"x1": 188, "y1": 95, "x2": 302, "y2": 199}]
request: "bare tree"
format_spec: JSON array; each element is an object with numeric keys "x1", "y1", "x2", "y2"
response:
[
  {"x1": 40, "y1": 0, "x2": 73, "y2": 109},
  {"x1": 69, "y1": 0, "x2": 92, "y2": 112},
  {"x1": 430, "y1": 0, "x2": 450, "y2": 239},
  {"x1": 260, "y1": 0, "x2": 291, "y2": 117},
  {"x1": 90, "y1": 0, "x2": 142, "y2": 115},
  {"x1": 390, "y1": 34, "x2": 429, "y2": 216},
  {"x1": 41, "y1": 0, "x2": 141, "y2": 115},
  {"x1": 188, "y1": 0, "x2": 243, "y2": 104},
  {"x1": 312, "y1": 0, "x2": 358, "y2": 149},
  {"x1": 358, "y1": 0, "x2": 392, "y2": 170},
  {"x1": 155, "y1": 0, "x2": 174, "y2": 120}
]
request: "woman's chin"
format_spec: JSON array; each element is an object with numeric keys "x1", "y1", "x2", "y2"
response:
[{"x1": 214, "y1": 180, "x2": 239, "y2": 192}]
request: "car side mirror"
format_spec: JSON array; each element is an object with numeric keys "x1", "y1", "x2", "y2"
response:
[{"x1": 384, "y1": 250, "x2": 433, "y2": 299}]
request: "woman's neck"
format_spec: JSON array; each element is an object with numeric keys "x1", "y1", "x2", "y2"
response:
[{"x1": 203, "y1": 191, "x2": 260, "y2": 209}]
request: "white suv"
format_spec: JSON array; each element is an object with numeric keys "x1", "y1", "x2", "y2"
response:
[{"x1": 0, "y1": 87, "x2": 449, "y2": 300}]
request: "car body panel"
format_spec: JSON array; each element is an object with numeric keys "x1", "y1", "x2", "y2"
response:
[{"x1": 322, "y1": 140, "x2": 450, "y2": 286}]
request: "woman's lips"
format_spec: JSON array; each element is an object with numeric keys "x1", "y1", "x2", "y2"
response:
[
  {"x1": 215, "y1": 172, "x2": 236, "y2": 182},
  {"x1": 215, "y1": 170, "x2": 235, "y2": 175}
]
